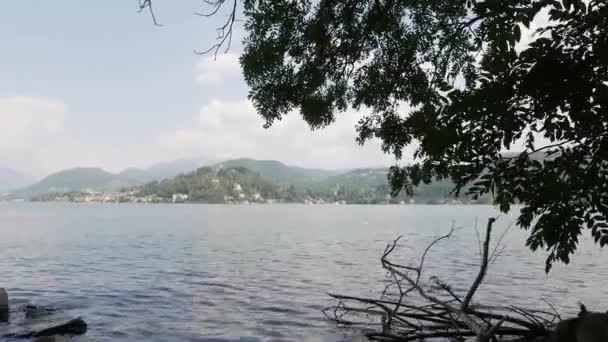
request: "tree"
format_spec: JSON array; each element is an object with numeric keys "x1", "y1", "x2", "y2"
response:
[{"x1": 141, "y1": 0, "x2": 608, "y2": 271}]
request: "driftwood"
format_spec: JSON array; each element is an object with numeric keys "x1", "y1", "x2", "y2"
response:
[
  {"x1": 4, "y1": 318, "x2": 87, "y2": 339},
  {"x1": 32, "y1": 317, "x2": 87, "y2": 337},
  {"x1": 324, "y1": 218, "x2": 558, "y2": 341}
]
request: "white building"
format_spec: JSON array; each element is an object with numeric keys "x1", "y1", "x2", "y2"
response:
[{"x1": 172, "y1": 193, "x2": 189, "y2": 203}]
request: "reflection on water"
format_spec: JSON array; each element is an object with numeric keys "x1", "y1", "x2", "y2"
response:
[{"x1": 0, "y1": 203, "x2": 606, "y2": 341}]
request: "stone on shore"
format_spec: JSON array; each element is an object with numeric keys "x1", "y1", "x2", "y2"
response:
[
  {"x1": 32, "y1": 317, "x2": 87, "y2": 337},
  {"x1": 23, "y1": 304, "x2": 57, "y2": 319},
  {"x1": 0, "y1": 288, "x2": 8, "y2": 321}
]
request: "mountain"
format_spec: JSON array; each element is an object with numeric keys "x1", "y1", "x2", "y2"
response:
[
  {"x1": 12, "y1": 158, "x2": 486, "y2": 204},
  {"x1": 316, "y1": 168, "x2": 389, "y2": 189},
  {"x1": 144, "y1": 158, "x2": 213, "y2": 180},
  {"x1": 214, "y1": 158, "x2": 344, "y2": 185},
  {"x1": 117, "y1": 168, "x2": 151, "y2": 182},
  {"x1": 11, "y1": 158, "x2": 251, "y2": 198},
  {"x1": 133, "y1": 166, "x2": 468, "y2": 205},
  {"x1": 308, "y1": 168, "x2": 466, "y2": 204},
  {"x1": 117, "y1": 158, "x2": 216, "y2": 184},
  {"x1": 14, "y1": 168, "x2": 141, "y2": 197},
  {"x1": 0, "y1": 168, "x2": 36, "y2": 194},
  {"x1": 137, "y1": 166, "x2": 283, "y2": 203}
]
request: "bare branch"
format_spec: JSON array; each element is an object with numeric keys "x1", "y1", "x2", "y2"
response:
[
  {"x1": 138, "y1": 0, "x2": 162, "y2": 26},
  {"x1": 462, "y1": 217, "x2": 495, "y2": 310},
  {"x1": 194, "y1": 0, "x2": 238, "y2": 58},
  {"x1": 542, "y1": 299, "x2": 562, "y2": 321},
  {"x1": 490, "y1": 221, "x2": 514, "y2": 263},
  {"x1": 381, "y1": 235, "x2": 486, "y2": 336},
  {"x1": 474, "y1": 217, "x2": 483, "y2": 260},
  {"x1": 325, "y1": 217, "x2": 556, "y2": 342},
  {"x1": 417, "y1": 223, "x2": 457, "y2": 282}
]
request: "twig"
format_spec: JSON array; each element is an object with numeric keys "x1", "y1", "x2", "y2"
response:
[
  {"x1": 138, "y1": 0, "x2": 162, "y2": 26},
  {"x1": 382, "y1": 244, "x2": 486, "y2": 336},
  {"x1": 474, "y1": 217, "x2": 483, "y2": 261},
  {"x1": 194, "y1": 0, "x2": 238, "y2": 58},
  {"x1": 542, "y1": 298, "x2": 562, "y2": 321},
  {"x1": 490, "y1": 221, "x2": 514, "y2": 263},
  {"x1": 509, "y1": 305, "x2": 545, "y2": 328},
  {"x1": 462, "y1": 217, "x2": 495, "y2": 310}
]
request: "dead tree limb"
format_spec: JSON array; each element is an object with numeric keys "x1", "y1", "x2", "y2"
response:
[
  {"x1": 193, "y1": 0, "x2": 238, "y2": 57},
  {"x1": 138, "y1": 0, "x2": 238, "y2": 57},
  {"x1": 138, "y1": 0, "x2": 162, "y2": 26},
  {"x1": 462, "y1": 217, "x2": 495, "y2": 310},
  {"x1": 324, "y1": 217, "x2": 555, "y2": 342}
]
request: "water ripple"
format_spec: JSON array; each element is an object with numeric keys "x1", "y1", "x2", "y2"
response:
[{"x1": 0, "y1": 203, "x2": 606, "y2": 341}]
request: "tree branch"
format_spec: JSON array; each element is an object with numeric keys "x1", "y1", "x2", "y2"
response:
[
  {"x1": 325, "y1": 217, "x2": 555, "y2": 341},
  {"x1": 194, "y1": 0, "x2": 238, "y2": 58},
  {"x1": 138, "y1": 0, "x2": 162, "y2": 26},
  {"x1": 462, "y1": 217, "x2": 495, "y2": 310}
]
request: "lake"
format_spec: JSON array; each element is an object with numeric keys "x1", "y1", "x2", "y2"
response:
[{"x1": 0, "y1": 203, "x2": 606, "y2": 341}]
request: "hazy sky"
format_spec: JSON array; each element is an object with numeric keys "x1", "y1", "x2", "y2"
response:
[{"x1": 0, "y1": 0, "x2": 397, "y2": 176}]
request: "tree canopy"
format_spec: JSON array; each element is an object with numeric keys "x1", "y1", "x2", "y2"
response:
[{"x1": 142, "y1": 0, "x2": 608, "y2": 271}]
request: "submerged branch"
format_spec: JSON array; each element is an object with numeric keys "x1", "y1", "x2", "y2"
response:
[{"x1": 324, "y1": 217, "x2": 555, "y2": 341}]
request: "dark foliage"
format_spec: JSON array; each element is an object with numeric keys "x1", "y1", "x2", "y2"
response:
[
  {"x1": 232, "y1": 0, "x2": 608, "y2": 271},
  {"x1": 141, "y1": 0, "x2": 608, "y2": 271}
]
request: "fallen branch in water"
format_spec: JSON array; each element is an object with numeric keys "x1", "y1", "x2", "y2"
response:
[
  {"x1": 4, "y1": 317, "x2": 87, "y2": 339},
  {"x1": 323, "y1": 218, "x2": 557, "y2": 341}
]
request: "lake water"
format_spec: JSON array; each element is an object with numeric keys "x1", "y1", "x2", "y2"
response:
[{"x1": 0, "y1": 203, "x2": 606, "y2": 341}]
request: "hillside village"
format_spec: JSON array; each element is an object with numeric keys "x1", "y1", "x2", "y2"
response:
[
  {"x1": 27, "y1": 186, "x2": 333, "y2": 205},
  {"x1": 3, "y1": 159, "x2": 485, "y2": 205}
]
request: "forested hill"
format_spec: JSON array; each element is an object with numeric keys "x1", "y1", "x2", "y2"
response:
[
  {"x1": 305, "y1": 169, "x2": 481, "y2": 204},
  {"x1": 11, "y1": 159, "x2": 211, "y2": 198},
  {"x1": 133, "y1": 166, "x2": 487, "y2": 205},
  {"x1": 14, "y1": 168, "x2": 139, "y2": 198},
  {"x1": 13, "y1": 158, "x2": 492, "y2": 204},
  {"x1": 213, "y1": 158, "x2": 344, "y2": 185},
  {"x1": 136, "y1": 166, "x2": 282, "y2": 203}
]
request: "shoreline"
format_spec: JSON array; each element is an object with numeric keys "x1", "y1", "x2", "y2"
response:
[{"x1": 0, "y1": 200, "x2": 497, "y2": 207}]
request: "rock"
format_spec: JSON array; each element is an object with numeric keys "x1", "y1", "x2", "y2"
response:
[
  {"x1": 549, "y1": 309, "x2": 608, "y2": 342},
  {"x1": 575, "y1": 310, "x2": 608, "y2": 342},
  {"x1": 23, "y1": 304, "x2": 57, "y2": 319},
  {"x1": 32, "y1": 336, "x2": 65, "y2": 342},
  {"x1": 32, "y1": 318, "x2": 87, "y2": 337},
  {"x1": 0, "y1": 288, "x2": 8, "y2": 321}
]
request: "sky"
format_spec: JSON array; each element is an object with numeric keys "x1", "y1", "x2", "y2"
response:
[{"x1": 0, "y1": 0, "x2": 396, "y2": 177}]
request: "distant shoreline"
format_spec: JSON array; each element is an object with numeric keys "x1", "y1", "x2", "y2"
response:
[
  {"x1": 0, "y1": 200, "x2": 495, "y2": 207},
  {"x1": 9, "y1": 162, "x2": 494, "y2": 207}
]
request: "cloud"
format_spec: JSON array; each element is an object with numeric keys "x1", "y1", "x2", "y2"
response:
[
  {"x1": 0, "y1": 96, "x2": 68, "y2": 155},
  {"x1": 159, "y1": 98, "x2": 401, "y2": 169},
  {"x1": 0, "y1": 96, "x2": 130, "y2": 174},
  {"x1": 196, "y1": 53, "x2": 241, "y2": 83}
]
